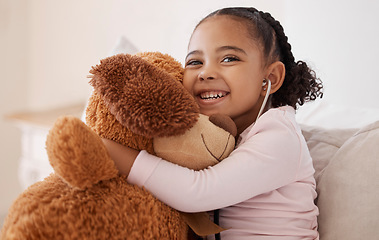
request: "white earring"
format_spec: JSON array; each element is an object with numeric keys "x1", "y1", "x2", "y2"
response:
[{"x1": 262, "y1": 79, "x2": 268, "y2": 90}]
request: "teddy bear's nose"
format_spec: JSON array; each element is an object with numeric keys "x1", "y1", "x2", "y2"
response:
[{"x1": 209, "y1": 114, "x2": 237, "y2": 137}]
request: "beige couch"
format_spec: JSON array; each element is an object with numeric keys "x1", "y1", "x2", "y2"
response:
[{"x1": 302, "y1": 120, "x2": 379, "y2": 239}]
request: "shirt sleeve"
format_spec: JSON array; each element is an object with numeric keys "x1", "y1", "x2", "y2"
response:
[{"x1": 127, "y1": 109, "x2": 303, "y2": 213}]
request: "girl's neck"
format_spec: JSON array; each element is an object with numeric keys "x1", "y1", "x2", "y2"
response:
[{"x1": 235, "y1": 105, "x2": 272, "y2": 139}]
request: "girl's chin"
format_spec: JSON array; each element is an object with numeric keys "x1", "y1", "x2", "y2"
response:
[
  {"x1": 196, "y1": 95, "x2": 230, "y2": 116},
  {"x1": 199, "y1": 108, "x2": 226, "y2": 117}
]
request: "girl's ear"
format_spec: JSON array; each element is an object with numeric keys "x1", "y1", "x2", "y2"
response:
[{"x1": 262, "y1": 61, "x2": 285, "y2": 95}]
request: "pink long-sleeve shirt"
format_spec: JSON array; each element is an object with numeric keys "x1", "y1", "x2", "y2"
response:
[{"x1": 128, "y1": 106, "x2": 319, "y2": 239}]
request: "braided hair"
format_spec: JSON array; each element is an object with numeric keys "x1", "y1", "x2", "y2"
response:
[{"x1": 196, "y1": 7, "x2": 323, "y2": 109}]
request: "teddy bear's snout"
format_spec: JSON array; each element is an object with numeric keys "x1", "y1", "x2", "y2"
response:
[{"x1": 209, "y1": 114, "x2": 237, "y2": 137}]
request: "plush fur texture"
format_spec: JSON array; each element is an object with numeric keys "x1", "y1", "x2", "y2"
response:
[
  {"x1": 89, "y1": 52, "x2": 199, "y2": 138},
  {"x1": 0, "y1": 52, "x2": 236, "y2": 240}
]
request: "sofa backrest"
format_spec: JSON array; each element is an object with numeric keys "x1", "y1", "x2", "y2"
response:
[{"x1": 302, "y1": 121, "x2": 379, "y2": 240}]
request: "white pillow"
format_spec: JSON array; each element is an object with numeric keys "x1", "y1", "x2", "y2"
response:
[{"x1": 107, "y1": 36, "x2": 139, "y2": 56}]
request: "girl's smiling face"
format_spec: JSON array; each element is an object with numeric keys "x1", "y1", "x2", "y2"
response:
[{"x1": 183, "y1": 16, "x2": 268, "y2": 134}]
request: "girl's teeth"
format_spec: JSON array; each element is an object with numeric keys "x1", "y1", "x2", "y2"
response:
[{"x1": 200, "y1": 92, "x2": 226, "y2": 100}]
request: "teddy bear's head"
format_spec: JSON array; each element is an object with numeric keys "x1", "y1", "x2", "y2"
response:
[{"x1": 85, "y1": 52, "x2": 195, "y2": 152}]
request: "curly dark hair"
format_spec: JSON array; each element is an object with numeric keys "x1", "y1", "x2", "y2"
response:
[{"x1": 197, "y1": 7, "x2": 323, "y2": 109}]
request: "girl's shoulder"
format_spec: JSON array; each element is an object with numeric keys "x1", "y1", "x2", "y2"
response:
[
  {"x1": 237, "y1": 105, "x2": 304, "y2": 158},
  {"x1": 239, "y1": 106, "x2": 299, "y2": 144},
  {"x1": 257, "y1": 106, "x2": 297, "y2": 129},
  {"x1": 265, "y1": 105, "x2": 296, "y2": 118}
]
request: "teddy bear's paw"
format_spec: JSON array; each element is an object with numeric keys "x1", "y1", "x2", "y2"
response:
[{"x1": 46, "y1": 116, "x2": 118, "y2": 189}]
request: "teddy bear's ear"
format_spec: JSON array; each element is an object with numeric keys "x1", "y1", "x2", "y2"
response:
[
  {"x1": 136, "y1": 52, "x2": 184, "y2": 84},
  {"x1": 89, "y1": 53, "x2": 200, "y2": 138}
]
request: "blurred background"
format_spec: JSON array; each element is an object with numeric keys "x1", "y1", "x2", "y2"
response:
[{"x1": 1, "y1": 0, "x2": 379, "y2": 224}]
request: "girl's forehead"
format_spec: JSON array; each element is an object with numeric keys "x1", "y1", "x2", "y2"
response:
[{"x1": 188, "y1": 16, "x2": 258, "y2": 51}]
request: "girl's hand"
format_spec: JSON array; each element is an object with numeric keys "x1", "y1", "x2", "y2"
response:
[{"x1": 102, "y1": 138, "x2": 139, "y2": 177}]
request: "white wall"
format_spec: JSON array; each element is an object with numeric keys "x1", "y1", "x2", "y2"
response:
[
  {"x1": 0, "y1": 0, "x2": 28, "y2": 221},
  {"x1": 284, "y1": 0, "x2": 379, "y2": 109},
  {"x1": 25, "y1": 0, "x2": 285, "y2": 111},
  {"x1": 1, "y1": 0, "x2": 379, "y2": 222}
]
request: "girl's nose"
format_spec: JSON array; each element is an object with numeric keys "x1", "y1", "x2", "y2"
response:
[{"x1": 198, "y1": 65, "x2": 217, "y2": 81}]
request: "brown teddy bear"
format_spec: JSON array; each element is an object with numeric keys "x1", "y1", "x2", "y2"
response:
[{"x1": 0, "y1": 52, "x2": 236, "y2": 239}]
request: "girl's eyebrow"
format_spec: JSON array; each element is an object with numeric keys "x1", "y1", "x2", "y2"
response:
[
  {"x1": 185, "y1": 50, "x2": 202, "y2": 61},
  {"x1": 217, "y1": 45, "x2": 247, "y2": 55},
  {"x1": 185, "y1": 46, "x2": 247, "y2": 61}
]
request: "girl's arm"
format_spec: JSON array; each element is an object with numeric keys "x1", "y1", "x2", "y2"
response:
[
  {"x1": 124, "y1": 108, "x2": 314, "y2": 212},
  {"x1": 102, "y1": 139, "x2": 139, "y2": 176}
]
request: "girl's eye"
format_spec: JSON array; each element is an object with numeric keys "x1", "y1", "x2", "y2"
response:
[
  {"x1": 222, "y1": 56, "x2": 240, "y2": 63},
  {"x1": 185, "y1": 60, "x2": 202, "y2": 66}
]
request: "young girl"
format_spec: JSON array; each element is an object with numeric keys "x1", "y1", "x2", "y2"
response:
[{"x1": 103, "y1": 7, "x2": 323, "y2": 239}]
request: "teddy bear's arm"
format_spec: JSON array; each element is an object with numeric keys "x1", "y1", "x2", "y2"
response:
[{"x1": 46, "y1": 116, "x2": 118, "y2": 189}]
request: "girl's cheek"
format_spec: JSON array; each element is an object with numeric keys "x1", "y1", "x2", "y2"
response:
[
  {"x1": 182, "y1": 73, "x2": 192, "y2": 91},
  {"x1": 182, "y1": 82, "x2": 192, "y2": 95}
]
